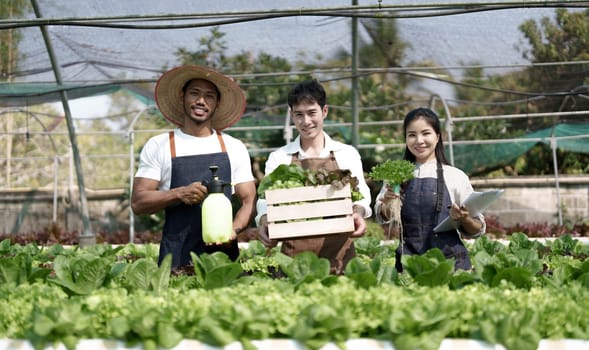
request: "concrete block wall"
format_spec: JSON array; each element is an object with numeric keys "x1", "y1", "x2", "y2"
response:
[
  {"x1": 472, "y1": 175, "x2": 589, "y2": 226},
  {"x1": 0, "y1": 188, "x2": 129, "y2": 234}
]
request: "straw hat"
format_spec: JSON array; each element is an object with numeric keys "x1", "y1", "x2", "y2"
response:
[{"x1": 155, "y1": 65, "x2": 246, "y2": 130}]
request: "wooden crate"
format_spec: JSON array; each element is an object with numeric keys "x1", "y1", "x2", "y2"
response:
[{"x1": 265, "y1": 183, "x2": 354, "y2": 239}]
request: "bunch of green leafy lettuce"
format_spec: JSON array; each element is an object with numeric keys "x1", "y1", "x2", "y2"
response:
[
  {"x1": 369, "y1": 159, "x2": 415, "y2": 185},
  {"x1": 257, "y1": 164, "x2": 364, "y2": 202}
]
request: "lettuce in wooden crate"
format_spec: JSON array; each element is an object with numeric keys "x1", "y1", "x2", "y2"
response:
[
  {"x1": 265, "y1": 183, "x2": 355, "y2": 239},
  {"x1": 258, "y1": 163, "x2": 364, "y2": 202}
]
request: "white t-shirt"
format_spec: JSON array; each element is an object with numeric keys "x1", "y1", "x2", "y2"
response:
[
  {"x1": 374, "y1": 159, "x2": 485, "y2": 235},
  {"x1": 135, "y1": 129, "x2": 254, "y2": 192},
  {"x1": 255, "y1": 132, "x2": 373, "y2": 224}
]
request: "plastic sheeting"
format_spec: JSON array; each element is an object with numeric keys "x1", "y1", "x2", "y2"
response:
[
  {"x1": 0, "y1": 82, "x2": 120, "y2": 106},
  {"x1": 452, "y1": 123, "x2": 589, "y2": 174}
]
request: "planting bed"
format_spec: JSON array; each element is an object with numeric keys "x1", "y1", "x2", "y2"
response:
[{"x1": 1, "y1": 232, "x2": 589, "y2": 350}]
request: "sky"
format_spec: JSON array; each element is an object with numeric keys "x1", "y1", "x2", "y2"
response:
[
  {"x1": 51, "y1": 95, "x2": 113, "y2": 119},
  {"x1": 22, "y1": 1, "x2": 559, "y2": 81}
]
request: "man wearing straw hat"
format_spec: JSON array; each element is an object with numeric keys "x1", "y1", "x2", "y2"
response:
[{"x1": 131, "y1": 65, "x2": 256, "y2": 269}]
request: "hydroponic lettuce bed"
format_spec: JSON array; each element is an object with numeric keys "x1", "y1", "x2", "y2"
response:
[
  {"x1": 1, "y1": 234, "x2": 589, "y2": 350},
  {"x1": 1, "y1": 338, "x2": 589, "y2": 350}
]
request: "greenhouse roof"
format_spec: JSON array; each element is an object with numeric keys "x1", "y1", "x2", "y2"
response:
[{"x1": 3, "y1": 1, "x2": 586, "y2": 86}]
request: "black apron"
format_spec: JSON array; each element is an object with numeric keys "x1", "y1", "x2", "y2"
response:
[
  {"x1": 396, "y1": 161, "x2": 471, "y2": 272},
  {"x1": 280, "y1": 151, "x2": 356, "y2": 275},
  {"x1": 159, "y1": 131, "x2": 238, "y2": 268}
]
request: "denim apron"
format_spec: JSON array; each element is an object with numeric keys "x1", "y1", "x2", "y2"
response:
[
  {"x1": 396, "y1": 161, "x2": 471, "y2": 272},
  {"x1": 280, "y1": 151, "x2": 356, "y2": 275},
  {"x1": 159, "y1": 131, "x2": 238, "y2": 268}
]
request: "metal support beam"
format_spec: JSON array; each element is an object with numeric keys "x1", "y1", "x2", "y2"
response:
[
  {"x1": 550, "y1": 136, "x2": 563, "y2": 225},
  {"x1": 126, "y1": 106, "x2": 157, "y2": 243},
  {"x1": 31, "y1": 0, "x2": 95, "y2": 246},
  {"x1": 550, "y1": 87, "x2": 587, "y2": 225},
  {"x1": 429, "y1": 94, "x2": 454, "y2": 166},
  {"x1": 351, "y1": 0, "x2": 359, "y2": 147}
]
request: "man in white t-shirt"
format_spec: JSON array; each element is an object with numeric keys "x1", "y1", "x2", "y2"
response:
[
  {"x1": 255, "y1": 79, "x2": 372, "y2": 274},
  {"x1": 131, "y1": 65, "x2": 256, "y2": 268}
]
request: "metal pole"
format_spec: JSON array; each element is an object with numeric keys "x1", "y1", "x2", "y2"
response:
[
  {"x1": 550, "y1": 136, "x2": 563, "y2": 225},
  {"x1": 128, "y1": 131, "x2": 135, "y2": 243},
  {"x1": 126, "y1": 106, "x2": 157, "y2": 243},
  {"x1": 52, "y1": 155, "x2": 58, "y2": 223},
  {"x1": 351, "y1": 0, "x2": 359, "y2": 147},
  {"x1": 283, "y1": 107, "x2": 293, "y2": 143},
  {"x1": 429, "y1": 95, "x2": 454, "y2": 166},
  {"x1": 31, "y1": 0, "x2": 95, "y2": 245},
  {"x1": 551, "y1": 87, "x2": 588, "y2": 225}
]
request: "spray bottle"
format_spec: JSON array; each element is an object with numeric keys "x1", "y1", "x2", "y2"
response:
[{"x1": 202, "y1": 165, "x2": 233, "y2": 243}]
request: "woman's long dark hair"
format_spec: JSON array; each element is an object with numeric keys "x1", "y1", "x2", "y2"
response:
[{"x1": 402, "y1": 107, "x2": 450, "y2": 165}]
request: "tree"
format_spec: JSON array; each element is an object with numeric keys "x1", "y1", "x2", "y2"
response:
[
  {"x1": 451, "y1": 9, "x2": 589, "y2": 176},
  {"x1": 1, "y1": 0, "x2": 30, "y2": 188},
  {"x1": 327, "y1": 18, "x2": 413, "y2": 167},
  {"x1": 509, "y1": 9, "x2": 589, "y2": 176},
  {"x1": 358, "y1": 17, "x2": 413, "y2": 89},
  {"x1": 453, "y1": 66, "x2": 532, "y2": 138},
  {"x1": 519, "y1": 9, "x2": 589, "y2": 120},
  {"x1": 0, "y1": 0, "x2": 29, "y2": 80}
]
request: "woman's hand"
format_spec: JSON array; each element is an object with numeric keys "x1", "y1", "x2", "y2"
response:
[
  {"x1": 448, "y1": 203, "x2": 483, "y2": 235},
  {"x1": 449, "y1": 203, "x2": 469, "y2": 222},
  {"x1": 381, "y1": 184, "x2": 400, "y2": 204},
  {"x1": 379, "y1": 185, "x2": 400, "y2": 220}
]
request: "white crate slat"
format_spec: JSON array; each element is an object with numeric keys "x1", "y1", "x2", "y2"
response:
[
  {"x1": 265, "y1": 184, "x2": 351, "y2": 204},
  {"x1": 265, "y1": 183, "x2": 354, "y2": 239},
  {"x1": 268, "y1": 217, "x2": 354, "y2": 239},
  {"x1": 267, "y1": 198, "x2": 352, "y2": 222}
]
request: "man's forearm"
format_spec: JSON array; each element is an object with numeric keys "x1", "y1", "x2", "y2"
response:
[
  {"x1": 131, "y1": 188, "x2": 182, "y2": 215},
  {"x1": 233, "y1": 202, "x2": 255, "y2": 234},
  {"x1": 352, "y1": 204, "x2": 366, "y2": 218}
]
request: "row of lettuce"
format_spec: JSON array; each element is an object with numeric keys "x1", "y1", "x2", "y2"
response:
[{"x1": 1, "y1": 233, "x2": 588, "y2": 350}]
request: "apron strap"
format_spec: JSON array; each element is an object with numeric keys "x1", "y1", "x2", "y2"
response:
[
  {"x1": 291, "y1": 150, "x2": 335, "y2": 162},
  {"x1": 435, "y1": 160, "x2": 445, "y2": 225},
  {"x1": 169, "y1": 131, "x2": 176, "y2": 158},
  {"x1": 436, "y1": 160, "x2": 444, "y2": 212},
  {"x1": 169, "y1": 130, "x2": 226, "y2": 159},
  {"x1": 216, "y1": 130, "x2": 227, "y2": 152}
]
